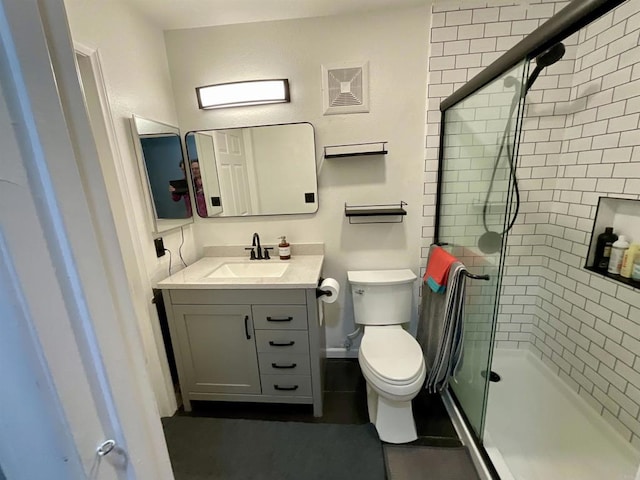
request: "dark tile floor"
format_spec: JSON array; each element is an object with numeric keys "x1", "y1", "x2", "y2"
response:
[{"x1": 177, "y1": 358, "x2": 461, "y2": 447}]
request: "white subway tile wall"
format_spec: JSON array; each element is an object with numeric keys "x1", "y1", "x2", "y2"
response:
[{"x1": 425, "y1": 0, "x2": 640, "y2": 446}]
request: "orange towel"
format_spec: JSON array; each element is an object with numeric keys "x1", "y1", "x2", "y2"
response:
[{"x1": 424, "y1": 247, "x2": 457, "y2": 293}]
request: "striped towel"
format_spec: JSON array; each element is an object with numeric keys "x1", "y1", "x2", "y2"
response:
[{"x1": 419, "y1": 261, "x2": 468, "y2": 393}]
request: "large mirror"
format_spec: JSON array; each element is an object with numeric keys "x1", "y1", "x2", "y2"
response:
[
  {"x1": 130, "y1": 116, "x2": 193, "y2": 234},
  {"x1": 185, "y1": 122, "x2": 318, "y2": 217}
]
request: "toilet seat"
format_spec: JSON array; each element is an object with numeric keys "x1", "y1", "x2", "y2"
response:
[{"x1": 359, "y1": 326, "x2": 425, "y2": 386}]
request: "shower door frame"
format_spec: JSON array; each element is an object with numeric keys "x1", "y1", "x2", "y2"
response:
[
  {"x1": 432, "y1": 0, "x2": 629, "y2": 478},
  {"x1": 435, "y1": 58, "x2": 531, "y2": 479}
]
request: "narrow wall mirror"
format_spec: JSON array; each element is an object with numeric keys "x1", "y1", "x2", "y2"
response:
[
  {"x1": 185, "y1": 122, "x2": 318, "y2": 217},
  {"x1": 130, "y1": 115, "x2": 193, "y2": 234}
]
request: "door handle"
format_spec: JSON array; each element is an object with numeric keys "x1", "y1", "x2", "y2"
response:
[
  {"x1": 266, "y1": 316, "x2": 293, "y2": 322},
  {"x1": 269, "y1": 341, "x2": 295, "y2": 347},
  {"x1": 244, "y1": 315, "x2": 251, "y2": 340},
  {"x1": 272, "y1": 363, "x2": 297, "y2": 369}
]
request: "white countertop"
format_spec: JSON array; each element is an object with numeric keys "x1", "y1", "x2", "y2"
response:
[{"x1": 156, "y1": 255, "x2": 324, "y2": 289}]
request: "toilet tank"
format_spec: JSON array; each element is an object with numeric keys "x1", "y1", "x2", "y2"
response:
[{"x1": 347, "y1": 269, "x2": 417, "y2": 326}]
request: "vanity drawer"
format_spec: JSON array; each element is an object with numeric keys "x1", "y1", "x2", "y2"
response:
[
  {"x1": 255, "y1": 330, "x2": 309, "y2": 354},
  {"x1": 258, "y1": 353, "x2": 310, "y2": 376},
  {"x1": 169, "y1": 289, "x2": 306, "y2": 305},
  {"x1": 252, "y1": 305, "x2": 308, "y2": 330},
  {"x1": 261, "y1": 375, "x2": 312, "y2": 397}
]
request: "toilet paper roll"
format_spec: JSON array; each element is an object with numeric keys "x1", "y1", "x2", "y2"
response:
[{"x1": 318, "y1": 278, "x2": 339, "y2": 304}]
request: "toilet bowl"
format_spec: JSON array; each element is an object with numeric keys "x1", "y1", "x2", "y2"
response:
[{"x1": 347, "y1": 269, "x2": 425, "y2": 444}]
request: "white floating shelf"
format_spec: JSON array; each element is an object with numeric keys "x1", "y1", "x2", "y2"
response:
[{"x1": 344, "y1": 201, "x2": 407, "y2": 224}]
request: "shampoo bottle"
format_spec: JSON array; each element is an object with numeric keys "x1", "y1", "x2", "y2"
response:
[
  {"x1": 595, "y1": 227, "x2": 618, "y2": 271},
  {"x1": 632, "y1": 259, "x2": 640, "y2": 282},
  {"x1": 620, "y1": 243, "x2": 640, "y2": 278},
  {"x1": 608, "y1": 235, "x2": 629, "y2": 275},
  {"x1": 278, "y1": 236, "x2": 291, "y2": 260}
]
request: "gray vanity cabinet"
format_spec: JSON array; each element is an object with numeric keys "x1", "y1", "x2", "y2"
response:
[
  {"x1": 162, "y1": 288, "x2": 325, "y2": 417},
  {"x1": 170, "y1": 304, "x2": 260, "y2": 395}
]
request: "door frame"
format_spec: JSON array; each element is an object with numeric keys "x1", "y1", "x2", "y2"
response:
[{"x1": 74, "y1": 41, "x2": 177, "y2": 417}]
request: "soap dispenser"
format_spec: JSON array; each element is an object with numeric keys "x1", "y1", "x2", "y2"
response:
[{"x1": 278, "y1": 236, "x2": 291, "y2": 260}]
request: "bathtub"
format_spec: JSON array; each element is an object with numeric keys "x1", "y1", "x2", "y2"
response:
[{"x1": 484, "y1": 349, "x2": 640, "y2": 480}]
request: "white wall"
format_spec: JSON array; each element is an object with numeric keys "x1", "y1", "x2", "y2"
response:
[
  {"x1": 64, "y1": 0, "x2": 197, "y2": 415},
  {"x1": 535, "y1": 1, "x2": 640, "y2": 446},
  {"x1": 165, "y1": 6, "x2": 430, "y2": 352}
]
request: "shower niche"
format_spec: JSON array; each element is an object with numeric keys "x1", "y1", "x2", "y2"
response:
[{"x1": 585, "y1": 196, "x2": 640, "y2": 289}]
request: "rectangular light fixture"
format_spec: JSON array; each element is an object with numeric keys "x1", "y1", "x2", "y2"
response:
[{"x1": 196, "y1": 79, "x2": 290, "y2": 110}]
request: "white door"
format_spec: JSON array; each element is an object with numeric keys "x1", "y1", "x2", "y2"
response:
[
  {"x1": 213, "y1": 129, "x2": 253, "y2": 215},
  {"x1": 0, "y1": 0, "x2": 173, "y2": 478},
  {"x1": 193, "y1": 132, "x2": 223, "y2": 217}
]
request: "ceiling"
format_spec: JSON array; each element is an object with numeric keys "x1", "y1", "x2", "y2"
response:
[{"x1": 127, "y1": 0, "x2": 432, "y2": 30}]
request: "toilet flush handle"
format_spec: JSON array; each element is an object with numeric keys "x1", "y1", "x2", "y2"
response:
[{"x1": 354, "y1": 289, "x2": 365, "y2": 295}]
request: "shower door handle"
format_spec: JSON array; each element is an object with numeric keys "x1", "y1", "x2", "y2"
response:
[{"x1": 462, "y1": 271, "x2": 490, "y2": 281}]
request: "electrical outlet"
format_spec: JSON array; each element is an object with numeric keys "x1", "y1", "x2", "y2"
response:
[{"x1": 154, "y1": 238, "x2": 165, "y2": 258}]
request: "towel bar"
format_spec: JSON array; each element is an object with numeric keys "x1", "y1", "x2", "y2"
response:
[
  {"x1": 428, "y1": 243, "x2": 490, "y2": 281},
  {"x1": 462, "y1": 271, "x2": 490, "y2": 281}
]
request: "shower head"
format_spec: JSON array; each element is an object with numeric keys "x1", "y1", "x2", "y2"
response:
[
  {"x1": 503, "y1": 75, "x2": 519, "y2": 88},
  {"x1": 535, "y1": 43, "x2": 566, "y2": 68},
  {"x1": 478, "y1": 230, "x2": 503, "y2": 254},
  {"x1": 525, "y1": 42, "x2": 566, "y2": 92}
]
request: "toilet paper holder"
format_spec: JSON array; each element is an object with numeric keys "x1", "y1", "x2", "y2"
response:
[{"x1": 316, "y1": 277, "x2": 333, "y2": 298}]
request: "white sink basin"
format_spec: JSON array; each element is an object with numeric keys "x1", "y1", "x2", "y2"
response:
[{"x1": 206, "y1": 262, "x2": 290, "y2": 279}]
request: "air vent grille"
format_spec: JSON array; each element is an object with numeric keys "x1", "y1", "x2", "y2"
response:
[
  {"x1": 322, "y1": 62, "x2": 369, "y2": 115},
  {"x1": 327, "y1": 67, "x2": 364, "y2": 107}
]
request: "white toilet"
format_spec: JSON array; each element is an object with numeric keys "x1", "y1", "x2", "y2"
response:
[{"x1": 347, "y1": 269, "x2": 426, "y2": 444}]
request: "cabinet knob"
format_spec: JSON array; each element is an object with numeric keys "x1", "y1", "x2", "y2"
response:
[
  {"x1": 269, "y1": 340, "x2": 295, "y2": 347},
  {"x1": 244, "y1": 315, "x2": 251, "y2": 339},
  {"x1": 272, "y1": 363, "x2": 297, "y2": 369},
  {"x1": 266, "y1": 316, "x2": 293, "y2": 322},
  {"x1": 274, "y1": 385, "x2": 299, "y2": 391}
]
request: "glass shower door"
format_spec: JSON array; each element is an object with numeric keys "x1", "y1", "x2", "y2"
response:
[{"x1": 436, "y1": 60, "x2": 529, "y2": 438}]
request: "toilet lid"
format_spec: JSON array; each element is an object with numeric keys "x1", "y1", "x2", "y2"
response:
[
  {"x1": 348, "y1": 269, "x2": 417, "y2": 286},
  {"x1": 360, "y1": 328, "x2": 424, "y2": 384}
]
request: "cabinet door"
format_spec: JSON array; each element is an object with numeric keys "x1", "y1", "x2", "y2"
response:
[{"x1": 172, "y1": 305, "x2": 260, "y2": 395}]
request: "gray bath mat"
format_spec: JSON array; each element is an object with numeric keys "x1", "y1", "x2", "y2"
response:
[
  {"x1": 162, "y1": 416, "x2": 385, "y2": 480},
  {"x1": 384, "y1": 445, "x2": 480, "y2": 480}
]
